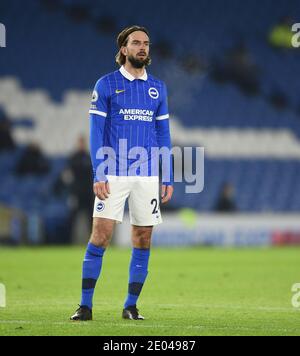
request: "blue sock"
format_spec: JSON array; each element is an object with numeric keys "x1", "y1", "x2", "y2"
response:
[
  {"x1": 80, "y1": 242, "x2": 105, "y2": 310},
  {"x1": 124, "y1": 248, "x2": 150, "y2": 308}
]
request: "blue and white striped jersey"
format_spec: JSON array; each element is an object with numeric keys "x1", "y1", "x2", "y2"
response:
[{"x1": 89, "y1": 65, "x2": 173, "y2": 184}]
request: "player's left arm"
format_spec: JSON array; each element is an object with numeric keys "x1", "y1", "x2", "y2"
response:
[{"x1": 155, "y1": 82, "x2": 174, "y2": 204}]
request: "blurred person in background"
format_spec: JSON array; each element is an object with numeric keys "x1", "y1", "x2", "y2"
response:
[
  {"x1": 212, "y1": 42, "x2": 260, "y2": 96},
  {"x1": 15, "y1": 142, "x2": 50, "y2": 176},
  {"x1": 53, "y1": 135, "x2": 94, "y2": 243},
  {"x1": 69, "y1": 135, "x2": 94, "y2": 206},
  {"x1": 68, "y1": 135, "x2": 94, "y2": 242},
  {"x1": 0, "y1": 109, "x2": 15, "y2": 152},
  {"x1": 215, "y1": 182, "x2": 237, "y2": 213}
]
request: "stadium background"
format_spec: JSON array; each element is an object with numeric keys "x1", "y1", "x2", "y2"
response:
[{"x1": 0, "y1": 0, "x2": 300, "y2": 336}]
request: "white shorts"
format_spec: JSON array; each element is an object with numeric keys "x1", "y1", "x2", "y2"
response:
[{"x1": 93, "y1": 175, "x2": 163, "y2": 226}]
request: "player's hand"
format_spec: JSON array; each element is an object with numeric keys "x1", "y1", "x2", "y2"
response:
[
  {"x1": 161, "y1": 184, "x2": 174, "y2": 204},
  {"x1": 93, "y1": 181, "x2": 110, "y2": 200}
]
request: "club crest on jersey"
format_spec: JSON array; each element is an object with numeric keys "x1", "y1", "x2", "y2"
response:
[
  {"x1": 96, "y1": 201, "x2": 105, "y2": 212},
  {"x1": 92, "y1": 90, "x2": 98, "y2": 102},
  {"x1": 148, "y1": 87, "x2": 159, "y2": 99}
]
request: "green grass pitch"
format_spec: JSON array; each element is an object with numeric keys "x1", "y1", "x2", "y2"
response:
[{"x1": 0, "y1": 246, "x2": 300, "y2": 336}]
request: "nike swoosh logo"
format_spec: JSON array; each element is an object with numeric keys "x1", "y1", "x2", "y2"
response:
[{"x1": 115, "y1": 89, "x2": 125, "y2": 94}]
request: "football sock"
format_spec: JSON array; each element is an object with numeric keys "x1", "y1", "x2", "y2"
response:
[
  {"x1": 80, "y1": 242, "x2": 105, "y2": 310},
  {"x1": 124, "y1": 248, "x2": 150, "y2": 308}
]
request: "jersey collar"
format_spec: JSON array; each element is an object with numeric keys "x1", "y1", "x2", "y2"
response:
[{"x1": 119, "y1": 65, "x2": 148, "y2": 81}]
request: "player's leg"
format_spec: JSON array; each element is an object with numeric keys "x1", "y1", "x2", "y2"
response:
[
  {"x1": 122, "y1": 225, "x2": 153, "y2": 320},
  {"x1": 122, "y1": 179, "x2": 162, "y2": 320},
  {"x1": 80, "y1": 217, "x2": 115, "y2": 309},
  {"x1": 71, "y1": 177, "x2": 130, "y2": 321},
  {"x1": 70, "y1": 217, "x2": 115, "y2": 321}
]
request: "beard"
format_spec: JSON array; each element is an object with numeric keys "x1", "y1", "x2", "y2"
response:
[{"x1": 128, "y1": 54, "x2": 150, "y2": 68}]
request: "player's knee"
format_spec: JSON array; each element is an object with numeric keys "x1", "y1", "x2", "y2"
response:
[
  {"x1": 132, "y1": 227, "x2": 152, "y2": 248},
  {"x1": 90, "y1": 229, "x2": 111, "y2": 248},
  {"x1": 90, "y1": 219, "x2": 113, "y2": 247}
]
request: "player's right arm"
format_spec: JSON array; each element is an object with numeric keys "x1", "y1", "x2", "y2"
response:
[{"x1": 89, "y1": 78, "x2": 110, "y2": 200}]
